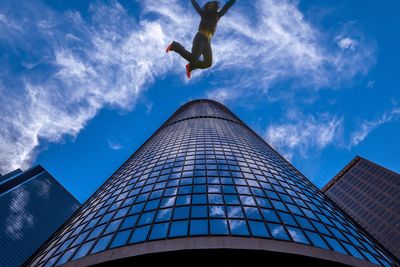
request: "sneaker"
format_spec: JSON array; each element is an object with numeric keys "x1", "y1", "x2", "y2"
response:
[
  {"x1": 186, "y1": 64, "x2": 191, "y2": 79},
  {"x1": 166, "y1": 43, "x2": 173, "y2": 53}
]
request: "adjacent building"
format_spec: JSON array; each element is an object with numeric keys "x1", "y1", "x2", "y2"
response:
[
  {"x1": 322, "y1": 156, "x2": 400, "y2": 261},
  {"x1": 25, "y1": 100, "x2": 398, "y2": 267},
  {"x1": 0, "y1": 165, "x2": 81, "y2": 267}
]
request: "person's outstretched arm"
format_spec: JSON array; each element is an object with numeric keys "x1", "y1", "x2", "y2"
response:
[
  {"x1": 191, "y1": 0, "x2": 203, "y2": 15},
  {"x1": 219, "y1": 0, "x2": 236, "y2": 17}
]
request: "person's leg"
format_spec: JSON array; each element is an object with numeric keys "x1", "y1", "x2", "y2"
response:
[
  {"x1": 168, "y1": 41, "x2": 194, "y2": 62},
  {"x1": 198, "y1": 41, "x2": 213, "y2": 69},
  {"x1": 188, "y1": 33, "x2": 208, "y2": 71}
]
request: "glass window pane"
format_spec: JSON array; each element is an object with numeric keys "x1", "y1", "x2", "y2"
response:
[
  {"x1": 121, "y1": 215, "x2": 138, "y2": 229},
  {"x1": 268, "y1": 223, "x2": 290, "y2": 241},
  {"x1": 210, "y1": 219, "x2": 229, "y2": 235},
  {"x1": 176, "y1": 195, "x2": 191, "y2": 206},
  {"x1": 287, "y1": 227, "x2": 309, "y2": 244},
  {"x1": 191, "y1": 206, "x2": 208, "y2": 218},
  {"x1": 56, "y1": 248, "x2": 77, "y2": 266},
  {"x1": 313, "y1": 222, "x2": 330, "y2": 235},
  {"x1": 209, "y1": 194, "x2": 224, "y2": 204},
  {"x1": 104, "y1": 219, "x2": 122, "y2": 234},
  {"x1": 229, "y1": 219, "x2": 249, "y2": 236},
  {"x1": 227, "y1": 206, "x2": 244, "y2": 218},
  {"x1": 256, "y1": 197, "x2": 271, "y2": 208},
  {"x1": 88, "y1": 225, "x2": 106, "y2": 240},
  {"x1": 174, "y1": 206, "x2": 190, "y2": 219},
  {"x1": 190, "y1": 220, "x2": 209, "y2": 236},
  {"x1": 224, "y1": 195, "x2": 240, "y2": 205},
  {"x1": 72, "y1": 241, "x2": 95, "y2": 260},
  {"x1": 249, "y1": 221, "x2": 269, "y2": 238},
  {"x1": 240, "y1": 196, "x2": 256, "y2": 206},
  {"x1": 295, "y1": 216, "x2": 314, "y2": 230},
  {"x1": 261, "y1": 209, "x2": 280, "y2": 223},
  {"x1": 169, "y1": 220, "x2": 188, "y2": 237},
  {"x1": 156, "y1": 208, "x2": 173, "y2": 222},
  {"x1": 111, "y1": 230, "x2": 131, "y2": 248},
  {"x1": 130, "y1": 226, "x2": 150, "y2": 244},
  {"x1": 305, "y1": 231, "x2": 329, "y2": 249},
  {"x1": 343, "y1": 243, "x2": 365, "y2": 260},
  {"x1": 244, "y1": 207, "x2": 261, "y2": 220},
  {"x1": 210, "y1": 206, "x2": 226, "y2": 218},
  {"x1": 138, "y1": 211, "x2": 156, "y2": 226},
  {"x1": 325, "y1": 236, "x2": 348, "y2": 255},
  {"x1": 130, "y1": 203, "x2": 144, "y2": 215},
  {"x1": 279, "y1": 212, "x2": 297, "y2": 226},
  {"x1": 192, "y1": 194, "x2": 207, "y2": 204},
  {"x1": 115, "y1": 207, "x2": 129, "y2": 219},
  {"x1": 91, "y1": 235, "x2": 113, "y2": 254},
  {"x1": 149, "y1": 223, "x2": 170, "y2": 240}
]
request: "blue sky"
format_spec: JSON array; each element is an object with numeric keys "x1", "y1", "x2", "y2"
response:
[{"x1": 0, "y1": 0, "x2": 399, "y2": 203}]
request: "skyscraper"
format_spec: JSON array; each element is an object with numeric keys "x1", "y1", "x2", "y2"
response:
[
  {"x1": 322, "y1": 156, "x2": 400, "y2": 260},
  {"x1": 0, "y1": 165, "x2": 80, "y2": 267},
  {"x1": 25, "y1": 100, "x2": 398, "y2": 267}
]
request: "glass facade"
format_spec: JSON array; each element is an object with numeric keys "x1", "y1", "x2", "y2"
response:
[
  {"x1": 26, "y1": 100, "x2": 397, "y2": 267},
  {"x1": 0, "y1": 166, "x2": 80, "y2": 267}
]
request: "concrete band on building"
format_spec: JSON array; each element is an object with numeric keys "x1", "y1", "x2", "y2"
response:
[{"x1": 58, "y1": 237, "x2": 380, "y2": 267}]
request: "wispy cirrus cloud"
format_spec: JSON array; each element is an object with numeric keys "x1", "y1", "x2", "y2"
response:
[
  {"x1": 0, "y1": 0, "x2": 191, "y2": 173},
  {"x1": 0, "y1": 0, "x2": 376, "y2": 173},
  {"x1": 264, "y1": 111, "x2": 343, "y2": 160},
  {"x1": 348, "y1": 107, "x2": 400, "y2": 148},
  {"x1": 264, "y1": 105, "x2": 400, "y2": 160},
  {"x1": 206, "y1": 0, "x2": 375, "y2": 102}
]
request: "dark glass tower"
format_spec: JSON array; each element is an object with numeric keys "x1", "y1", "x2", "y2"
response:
[
  {"x1": 0, "y1": 165, "x2": 80, "y2": 267},
  {"x1": 323, "y1": 156, "x2": 400, "y2": 261},
  {"x1": 25, "y1": 100, "x2": 398, "y2": 267}
]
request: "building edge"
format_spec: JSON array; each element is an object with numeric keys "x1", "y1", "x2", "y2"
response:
[{"x1": 57, "y1": 237, "x2": 379, "y2": 267}]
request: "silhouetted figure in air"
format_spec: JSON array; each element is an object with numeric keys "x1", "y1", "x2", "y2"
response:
[{"x1": 166, "y1": 0, "x2": 236, "y2": 79}]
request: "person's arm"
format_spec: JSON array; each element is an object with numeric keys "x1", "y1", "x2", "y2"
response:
[
  {"x1": 191, "y1": 0, "x2": 203, "y2": 15},
  {"x1": 218, "y1": 0, "x2": 236, "y2": 17}
]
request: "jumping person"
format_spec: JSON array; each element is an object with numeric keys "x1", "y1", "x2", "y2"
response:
[{"x1": 166, "y1": 0, "x2": 236, "y2": 79}]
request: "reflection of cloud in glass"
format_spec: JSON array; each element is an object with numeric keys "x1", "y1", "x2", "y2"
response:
[
  {"x1": 287, "y1": 227, "x2": 309, "y2": 244},
  {"x1": 268, "y1": 223, "x2": 290, "y2": 240},
  {"x1": 240, "y1": 196, "x2": 255, "y2": 206},
  {"x1": 164, "y1": 197, "x2": 175, "y2": 207},
  {"x1": 6, "y1": 188, "x2": 34, "y2": 239},
  {"x1": 272, "y1": 226, "x2": 284, "y2": 236},
  {"x1": 227, "y1": 206, "x2": 243, "y2": 218},
  {"x1": 229, "y1": 219, "x2": 249, "y2": 236},
  {"x1": 35, "y1": 178, "x2": 52, "y2": 199},
  {"x1": 210, "y1": 206, "x2": 225, "y2": 217}
]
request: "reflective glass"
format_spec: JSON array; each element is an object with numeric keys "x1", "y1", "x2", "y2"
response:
[{"x1": 111, "y1": 230, "x2": 131, "y2": 248}]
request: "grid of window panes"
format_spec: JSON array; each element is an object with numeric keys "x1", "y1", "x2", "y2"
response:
[{"x1": 28, "y1": 101, "x2": 396, "y2": 267}]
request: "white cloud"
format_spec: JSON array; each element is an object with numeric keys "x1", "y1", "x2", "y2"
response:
[
  {"x1": 206, "y1": 87, "x2": 241, "y2": 104},
  {"x1": 108, "y1": 140, "x2": 123, "y2": 151},
  {"x1": 204, "y1": 0, "x2": 374, "y2": 102},
  {"x1": 349, "y1": 107, "x2": 400, "y2": 148},
  {"x1": 0, "y1": 0, "x2": 190, "y2": 173},
  {"x1": 337, "y1": 37, "x2": 357, "y2": 50},
  {"x1": 0, "y1": 0, "x2": 376, "y2": 173},
  {"x1": 145, "y1": 102, "x2": 154, "y2": 114},
  {"x1": 265, "y1": 112, "x2": 343, "y2": 160}
]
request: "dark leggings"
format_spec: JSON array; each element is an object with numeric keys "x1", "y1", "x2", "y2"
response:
[{"x1": 171, "y1": 32, "x2": 212, "y2": 71}]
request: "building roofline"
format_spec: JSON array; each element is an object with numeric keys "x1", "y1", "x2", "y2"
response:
[
  {"x1": 321, "y1": 156, "x2": 361, "y2": 192},
  {"x1": 322, "y1": 155, "x2": 400, "y2": 192},
  {"x1": 0, "y1": 165, "x2": 45, "y2": 195}
]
